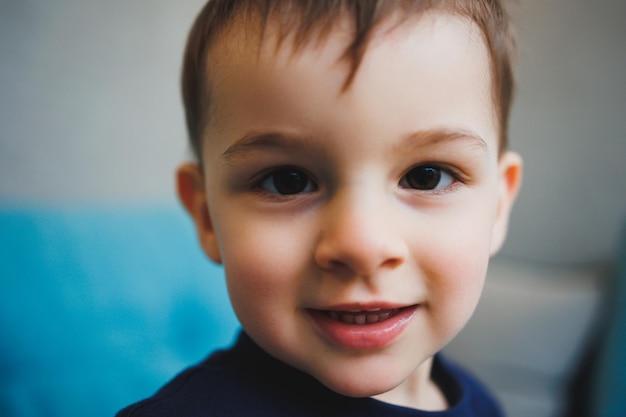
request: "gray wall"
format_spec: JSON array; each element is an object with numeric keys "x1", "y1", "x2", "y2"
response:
[
  {"x1": 0, "y1": 0, "x2": 205, "y2": 202},
  {"x1": 1, "y1": 0, "x2": 625, "y2": 264},
  {"x1": 506, "y1": 0, "x2": 626, "y2": 263}
]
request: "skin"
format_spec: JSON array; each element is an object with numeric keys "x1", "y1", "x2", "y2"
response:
[{"x1": 178, "y1": 12, "x2": 522, "y2": 411}]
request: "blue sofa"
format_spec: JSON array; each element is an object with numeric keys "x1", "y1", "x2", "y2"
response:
[
  {"x1": 0, "y1": 206, "x2": 239, "y2": 417},
  {"x1": 591, "y1": 225, "x2": 626, "y2": 417}
]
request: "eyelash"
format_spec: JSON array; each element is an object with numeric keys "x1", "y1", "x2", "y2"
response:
[
  {"x1": 398, "y1": 164, "x2": 461, "y2": 194},
  {"x1": 251, "y1": 163, "x2": 461, "y2": 197},
  {"x1": 252, "y1": 166, "x2": 318, "y2": 197}
]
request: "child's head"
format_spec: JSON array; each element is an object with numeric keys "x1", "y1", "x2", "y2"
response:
[{"x1": 177, "y1": 0, "x2": 522, "y2": 410}]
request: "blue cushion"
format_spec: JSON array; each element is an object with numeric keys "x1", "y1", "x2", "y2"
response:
[
  {"x1": 0, "y1": 205, "x2": 240, "y2": 417},
  {"x1": 592, "y1": 222, "x2": 626, "y2": 417}
]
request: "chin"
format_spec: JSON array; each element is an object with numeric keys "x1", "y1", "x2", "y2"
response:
[
  {"x1": 325, "y1": 378, "x2": 398, "y2": 399},
  {"x1": 311, "y1": 366, "x2": 404, "y2": 399}
]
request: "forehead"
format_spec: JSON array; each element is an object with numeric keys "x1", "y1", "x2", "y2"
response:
[
  {"x1": 207, "y1": 10, "x2": 492, "y2": 96},
  {"x1": 204, "y1": 11, "x2": 497, "y2": 153}
]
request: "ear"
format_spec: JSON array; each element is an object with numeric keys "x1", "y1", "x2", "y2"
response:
[
  {"x1": 176, "y1": 163, "x2": 222, "y2": 264},
  {"x1": 490, "y1": 151, "x2": 523, "y2": 256}
]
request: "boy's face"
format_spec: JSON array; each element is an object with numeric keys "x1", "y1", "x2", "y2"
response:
[{"x1": 180, "y1": 12, "x2": 521, "y2": 408}]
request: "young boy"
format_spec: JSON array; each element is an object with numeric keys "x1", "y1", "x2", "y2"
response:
[{"x1": 119, "y1": 0, "x2": 522, "y2": 415}]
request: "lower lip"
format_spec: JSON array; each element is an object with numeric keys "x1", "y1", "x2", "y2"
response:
[{"x1": 307, "y1": 306, "x2": 418, "y2": 350}]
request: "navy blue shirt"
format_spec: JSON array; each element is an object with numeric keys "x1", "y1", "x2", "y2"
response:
[{"x1": 117, "y1": 332, "x2": 504, "y2": 416}]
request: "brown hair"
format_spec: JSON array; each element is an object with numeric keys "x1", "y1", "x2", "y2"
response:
[{"x1": 181, "y1": 0, "x2": 516, "y2": 161}]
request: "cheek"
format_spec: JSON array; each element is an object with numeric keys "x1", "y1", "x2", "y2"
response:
[
  {"x1": 215, "y1": 213, "x2": 311, "y2": 328},
  {"x1": 418, "y1": 202, "x2": 496, "y2": 338}
]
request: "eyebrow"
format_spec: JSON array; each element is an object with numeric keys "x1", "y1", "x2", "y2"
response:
[
  {"x1": 221, "y1": 128, "x2": 489, "y2": 164},
  {"x1": 221, "y1": 132, "x2": 313, "y2": 164},
  {"x1": 394, "y1": 128, "x2": 489, "y2": 155}
]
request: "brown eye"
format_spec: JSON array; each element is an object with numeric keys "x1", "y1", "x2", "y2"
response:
[
  {"x1": 260, "y1": 168, "x2": 316, "y2": 195},
  {"x1": 401, "y1": 166, "x2": 454, "y2": 191}
]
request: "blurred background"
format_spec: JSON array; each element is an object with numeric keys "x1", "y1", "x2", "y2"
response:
[{"x1": 1, "y1": 0, "x2": 624, "y2": 416}]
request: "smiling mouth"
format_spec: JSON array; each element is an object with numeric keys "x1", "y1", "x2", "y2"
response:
[
  {"x1": 323, "y1": 308, "x2": 402, "y2": 325},
  {"x1": 308, "y1": 305, "x2": 418, "y2": 349}
]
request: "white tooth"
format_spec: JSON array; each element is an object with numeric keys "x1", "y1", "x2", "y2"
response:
[
  {"x1": 379, "y1": 312, "x2": 391, "y2": 320},
  {"x1": 329, "y1": 311, "x2": 339, "y2": 320},
  {"x1": 354, "y1": 314, "x2": 366, "y2": 325},
  {"x1": 342, "y1": 314, "x2": 355, "y2": 324},
  {"x1": 367, "y1": 314, "x2": 379, "y2": 323}
]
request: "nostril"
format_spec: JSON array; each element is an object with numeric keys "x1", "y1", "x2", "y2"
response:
[
  {"x1": 318, "y1": 256, "x2": 403, "y2": 278},
  {"x1": 319, "y1": 258, "x2": 353, "y2": 274},
  {"x1": 381, "y1": 257, "x2": 403, "y2": 269},
  {"x1": 329, "y1": 259, "x2": 346, "y2": 270}
]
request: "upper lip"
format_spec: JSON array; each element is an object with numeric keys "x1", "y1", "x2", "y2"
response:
[{"x1": 311, "y1": 302, "x2": 417, "y2": 312}]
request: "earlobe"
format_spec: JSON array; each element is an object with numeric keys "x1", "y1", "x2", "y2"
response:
[
  {"x1": 176, "y1": 163, "x2": 223, "y2": 264},
  {"x1": 490, "y1": 151, "x2": 523, "y2": 256}
]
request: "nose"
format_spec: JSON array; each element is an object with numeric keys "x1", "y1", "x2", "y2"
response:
[{"x1": 314, "y1": 190, "x2": 408, "y2": 277}]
